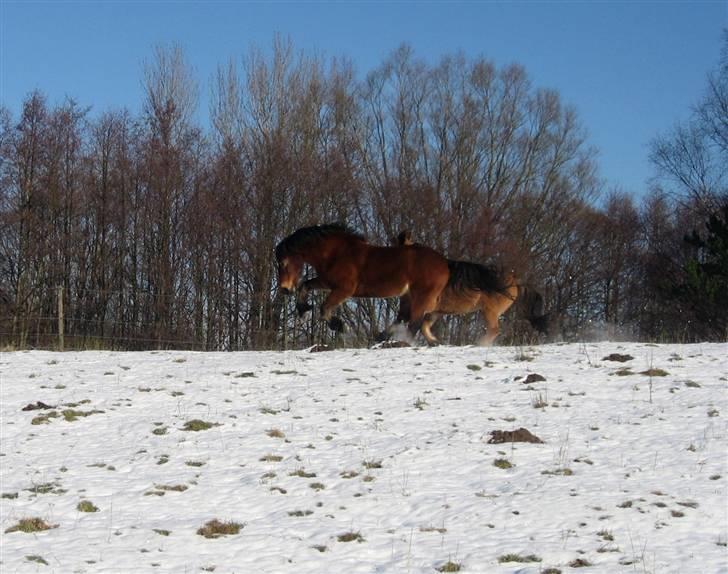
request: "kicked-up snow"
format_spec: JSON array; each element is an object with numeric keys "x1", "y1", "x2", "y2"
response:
[{"x1": 1, "y1": 343, "x2": 726, "y2": 573}]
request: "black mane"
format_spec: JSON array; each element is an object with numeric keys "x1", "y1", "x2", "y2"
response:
[
  {"x1": 447, "y1": 259, "x2": 511, "y2": 295},
  {"x1": 275, "y1": 224, "x2": 366, "y2": 260}
]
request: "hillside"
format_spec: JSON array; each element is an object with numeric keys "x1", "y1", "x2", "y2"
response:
[{"x1": 1, "y1": 343, "x2": 726, "y2": 573}]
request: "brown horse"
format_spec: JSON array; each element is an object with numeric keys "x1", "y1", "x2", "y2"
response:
[
  {"x1": 275, "y1": 224, "x2": 449, "y2": 339},
  {"x1": 390, "y1": 231, "x2": 549, "y2": 345}
]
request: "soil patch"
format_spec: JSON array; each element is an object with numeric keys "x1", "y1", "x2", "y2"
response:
[
  {"x1": 488, "y1": 428, "x2": 544, "y2": 444},
  {"x1": 308, "y1": 345, "x2": 333, "y2": 353},
  {"x1": 374, "y1": 340, "x2": 411, "y2": 349},
  {"x1": 603, "y1": 353, "x2": 634, "y2": 362},
  {"x1": 22, "y1": 402, "x2": 56, "y2": 411}
]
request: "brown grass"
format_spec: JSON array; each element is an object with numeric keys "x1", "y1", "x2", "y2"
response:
[
  {"x1": 5, "y1": 517, "x2": 57, "y2": 534},
  {"x1": 196, "y1": 519, "x2": 243, "y2": 539}
]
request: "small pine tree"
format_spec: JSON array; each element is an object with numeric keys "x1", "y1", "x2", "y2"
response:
[{"x1": 673, "y1": 203, "x2": 728, "y2": 340}]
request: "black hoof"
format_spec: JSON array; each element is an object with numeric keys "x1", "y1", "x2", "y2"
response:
[
  {"x1": 328, "y1": 317, "x2": 345, "y2": 333},
  {"x1": 296, "y1": 302, "x2": 313, "y2": 317}
]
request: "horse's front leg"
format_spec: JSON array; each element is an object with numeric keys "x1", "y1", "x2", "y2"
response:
[
  {"x1": 377, "y1": 295, "x2": 411, "y2": 341},
  {"x1": 407, "y1": 292, "x2": 443, "y2": 346},
  {"x1": 420, "y1": 312, "x2": 441, "y2": 346},
  {"x1": 296, "y1": 276, "x2": 327, "y2": 317},
  {"x1": 320, "y1": 286, "x2": 356, "y2": 333}
]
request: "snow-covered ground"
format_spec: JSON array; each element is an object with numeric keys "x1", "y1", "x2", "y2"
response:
[{"x1": 1, "y1": 343, "x2": 726, "y2": 573}]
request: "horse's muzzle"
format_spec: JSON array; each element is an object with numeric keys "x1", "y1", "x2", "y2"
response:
[{"x1": 280, "y1": 287, "x2": 293, "y2": 296}]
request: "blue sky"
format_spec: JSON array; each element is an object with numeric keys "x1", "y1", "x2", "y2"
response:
[{"x1": 2, "y1": 1, "x2": 726, "y2": 195}]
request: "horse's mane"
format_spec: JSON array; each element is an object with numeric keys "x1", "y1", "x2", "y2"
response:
[
  {"x1": 447, "y1": 260, "x2": 511, "y2": 295},
  {"x1": 275, "y1": 224, "x2": 366, "y2": 259}
]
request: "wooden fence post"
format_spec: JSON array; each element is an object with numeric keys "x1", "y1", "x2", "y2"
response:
[
  {"x1": 57, "y1": 286, "x2": 64, "y2": 351},
  {"x1": 283, "y1": 299, "x2": 288, "y2": 351}
]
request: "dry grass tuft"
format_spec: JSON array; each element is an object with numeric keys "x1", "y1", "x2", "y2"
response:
[
  {"x1": 182, "y1": 419, "x2": 216, "y2": 431},
  {"x1": 77, "y1": 500, "x2": 99, "y2": 512},
  {"x1": 196, "y1": 519, "x2": 243, "y2": 539},
  {"x1": 437, "y1": 561, "x2": 462, "y2": 572},
  {"x1": 337, "y1": 531, "x2": 364, "y2": 542},
  {"x1": 5, "y1": 517, "x2": 57, "y2": 534},
  {"x1": 498, "y1": 554, "x2": 541, "y2": 563},
  {"x1": 640, "y1": 368, "x2": 669, "y2": 377}
]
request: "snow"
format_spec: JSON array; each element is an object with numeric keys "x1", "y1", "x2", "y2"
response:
[{"x1": 1, "y1": 342, "x2": 726, "y2": 573}]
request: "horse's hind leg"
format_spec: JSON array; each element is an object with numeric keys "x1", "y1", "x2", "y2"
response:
[
  {"x1": 478, "y1": 317, "x2": 499, "y2": 347},
  {"x1": 478, "y1": 294, "x2": 514, "y2": 346}
]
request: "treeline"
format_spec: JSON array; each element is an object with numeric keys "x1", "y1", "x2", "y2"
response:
[{"x1": 1, "y1": 38, "x2": 726, "y2": 350}]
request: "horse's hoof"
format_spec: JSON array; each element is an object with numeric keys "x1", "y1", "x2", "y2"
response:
[
  {"x1": 375, "y1": 330, "x2": 391, "y2": 342},
  {"x1": 296, "y1": 302, "x2": 313, "y2": 317},
  {"x1": 328, "y1": 317, "x2": 345, "y2": 332}
]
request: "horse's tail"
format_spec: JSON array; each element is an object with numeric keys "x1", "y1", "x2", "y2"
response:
[
  {"x1": 516, "y1": 285, "x2": 551, "y2": 335},
  {"x1": 447, "y1": 260, "x2": 513, "y2": 296}
]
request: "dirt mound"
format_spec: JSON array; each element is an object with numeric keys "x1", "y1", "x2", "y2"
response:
[
  {"x1": 487, "y1": 428, "x2": 544, "y2": 444},
  {"x1": 21, "y1": 401, "x2": 56, "y2": 411},
  {"x1": 522, "y1": 373, "x2": 546, "y2": 384},
  {"x1": 373, "y1": 340, "x2": 411, "y2": 349},
  {"x1": 308, "y1": 345, "x2": 333, "y2": 353},
  {"x1": 603, "y1": 353, "x2": 634, "y2": 362}
]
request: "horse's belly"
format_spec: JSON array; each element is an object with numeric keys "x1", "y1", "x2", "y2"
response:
[
  {"x1": 354, "y1": 283, "x2": 408, "y2": 298},
  {"x1": 355, "y1": 264, "x2": 410, "y2": 298},
  {"x1": 437, "y1": 290, "x2": 480, "y2": 314}
]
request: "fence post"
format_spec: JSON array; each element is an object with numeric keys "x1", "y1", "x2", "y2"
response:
[
  {"x1": 283, "y1": 300, "x2": 288, "y2": 351},
  {"x1": 57, "y1": 286, "x2": 64, "y2": 351}
]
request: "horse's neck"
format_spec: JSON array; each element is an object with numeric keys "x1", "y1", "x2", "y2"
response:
[
  {"x1": 300, "y1": 248, "x2": 328, "y2": 270},
  {"x1": 304, "y1": 237, "x2": 359, "y2": 268}
]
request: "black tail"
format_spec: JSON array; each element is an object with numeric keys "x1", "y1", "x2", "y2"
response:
[
  {"x1": 516, "y1": 286, "x2": 551, "y2": 335},
  {"x1": 447, "y1": 260, "x2": 513, "y2": 296}
]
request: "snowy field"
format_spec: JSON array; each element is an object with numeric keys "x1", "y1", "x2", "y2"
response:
[{"x1": 1, "y1": 342, "x2": 726, "y2": 574}]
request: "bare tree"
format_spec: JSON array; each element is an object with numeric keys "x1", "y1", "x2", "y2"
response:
[
  {"x1": 141, "y1": 44, "x2": 200, "y2": 346},
  {"x1": 651, "y1": 32, "x2": 728, "y2": 215}
]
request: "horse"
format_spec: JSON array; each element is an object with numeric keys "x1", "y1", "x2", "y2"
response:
[
  {"x1": 275, "y1": 224, "x2": 450, "y2": 341},
  {"x1": 389, "y1": 231, "x2": 550, "y2": 346}
]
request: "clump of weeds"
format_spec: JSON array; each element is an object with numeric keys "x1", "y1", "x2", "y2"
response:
[
  {"x1": 62, "y1": 409, "x2": 104, "y2": 422},
  {"x1": 5, "y1": 518, "x2": 57, "y2": 534},
  {"x1": 437, "y1": 560, "x2": 462, "y2": 572},
  {"x1": 498, "y1": 554, "x2": 541, "y2": 563},
  {"x1": 182, "y1": 419, "x2": 217, "y2": 431},
  {"x1": 77, "y1": 500, "x2": 99, "y2": 512},
  {"x1": 640, "y1": 368, "x2": 669, "y2": 377},
  {"x1": 337, "y1": 531, "x2": 364, "y2": 543},
  {"x1": 196, "y1": 519, "x2": 243, "y2": 539}
]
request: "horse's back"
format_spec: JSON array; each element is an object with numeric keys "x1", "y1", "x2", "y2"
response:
[
  {"x1": 436, "y1": 288, "x2": 483, "y2": 314},
  {"x1": 354, "y1": 244, "x2": 448, "y2": 298},
  {"x1": 435, "y1": 261, "x2": 518, "y2": 316}
]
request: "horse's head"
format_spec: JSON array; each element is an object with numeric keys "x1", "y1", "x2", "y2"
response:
[{"x1": 277, "y1": 255, "x2": 303, "y2": 295}]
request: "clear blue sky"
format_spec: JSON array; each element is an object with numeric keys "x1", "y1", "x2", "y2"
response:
[{"x1": 2, "y1": 1, "x2": 726, "y2": 195}]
